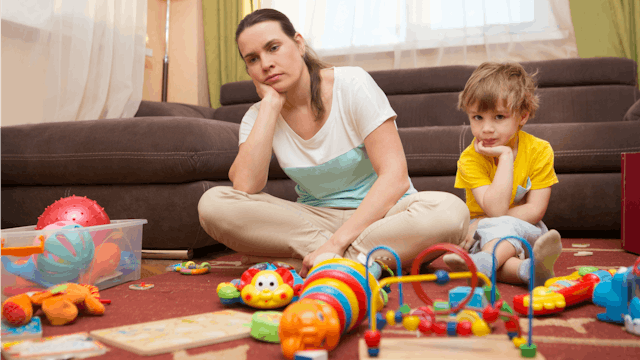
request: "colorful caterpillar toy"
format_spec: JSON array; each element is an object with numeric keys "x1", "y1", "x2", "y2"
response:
[{"x1": 278, "y1": 258, "x2": 386, "y2": 360}]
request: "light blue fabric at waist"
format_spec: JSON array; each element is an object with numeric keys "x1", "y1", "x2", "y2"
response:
[{"x1": 283, "y1": 144, "x2": 417, "y2": 208}]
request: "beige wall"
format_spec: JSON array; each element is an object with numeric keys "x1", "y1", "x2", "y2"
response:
[
  {"x1": 143, "y1": 0, "x2": 210, "y2": 107},
  {"x1": 1, "y1": 31, "x2": 49, "y2": 126}
]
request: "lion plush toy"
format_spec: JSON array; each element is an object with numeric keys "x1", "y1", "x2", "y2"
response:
[{"x1": 2, "y1": 283, "x2": 106, "y2": 326}]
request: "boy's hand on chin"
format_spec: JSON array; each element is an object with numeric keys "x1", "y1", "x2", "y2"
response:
[{"x1": 474, "y1": 139, "x2": 512, "y2": 158}]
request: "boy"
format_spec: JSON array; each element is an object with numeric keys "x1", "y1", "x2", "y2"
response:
[{"x1": 443, "y1": 61, "x2": 562, "y2": 287}]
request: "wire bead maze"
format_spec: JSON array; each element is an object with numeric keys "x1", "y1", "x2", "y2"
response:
[{"x1": 363, "y1": 237, "x2": 538, "y2": 358}]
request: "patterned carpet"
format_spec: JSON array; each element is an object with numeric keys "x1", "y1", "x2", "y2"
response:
[{"x1": 30, "y1": 238, "x2": 640, "y2": 360}]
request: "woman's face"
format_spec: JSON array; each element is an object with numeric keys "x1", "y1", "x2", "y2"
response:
[{"x1": 237, "y1": 21, "x2": 306, "y2": 93}]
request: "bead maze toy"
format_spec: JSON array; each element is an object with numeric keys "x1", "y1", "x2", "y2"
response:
[
  {"x1": 278, "y1": 257, "x2": 387, "y2": 360},
  {"x1": 513, "y1": 266, "x2": 616, "y2": 316},
  {"x1": 592, "y1": 256, "x2": 640, "y2": 336},
  {"x1": 362, "y1": 237, "x2": 540, "y2": 359},
  {"x1": 217, "y1": 262, "x2": 304, "y2": 309}
]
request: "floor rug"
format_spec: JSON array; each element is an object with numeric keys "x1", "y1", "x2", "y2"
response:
[{"x1": 27, "y1": 239, "x2": 640, "y2": 359}]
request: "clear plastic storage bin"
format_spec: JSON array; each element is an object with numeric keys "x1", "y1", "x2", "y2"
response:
[{"x1": 1, "y1": 219, "x2": 146, "y2": 302}]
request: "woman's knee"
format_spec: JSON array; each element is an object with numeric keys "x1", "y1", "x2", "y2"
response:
[
  {"x1": 428, "y1": 192, "x2": 469, "y2": 239},
  {"x1": 197, "y1": 186, "x2": 238, "y2": 230},
  {"x1": 401, "y1": 191, "x2": 469, "y2": 243}
]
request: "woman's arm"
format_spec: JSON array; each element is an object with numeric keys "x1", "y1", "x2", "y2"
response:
[
  {"x1": 506, "y1": 187, "x2": 551, "y2": 224},
  {"x1": 300, "y1": 119, "x2": 410, "y2": 275},
  {"x1": 229, "y1": 81, "x2": 285, "y2": 194}
]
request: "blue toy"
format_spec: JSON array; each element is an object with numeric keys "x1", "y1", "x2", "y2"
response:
[
  {"x1": 449, "y1": 286, "x2": 487, "y2": 310},
  {"x1": 592, "y1": 256, "x2": 640, "y2": 336},
  {"x1": 1, "y1": 224, "x2": 95, "y2": 288}
]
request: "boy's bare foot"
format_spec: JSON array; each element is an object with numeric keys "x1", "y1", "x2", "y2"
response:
[
  {"x1": 443, "y1": 253, "x2": 467, "y2": 272},
  {"x1": 531, "y1": 229, "x2": 563, "y2": 287}
]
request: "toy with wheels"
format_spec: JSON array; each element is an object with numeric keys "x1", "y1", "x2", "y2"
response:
[
  {"x1": 36, "y1": 195, "x2": 110, "y2": 230},
  {"x1": 217, "y1": 262, "x2": 304, "y2": 309},
  {"x1": 363, "y1": 238, "x2": 539, "y2": 358},
  {"x1": 278, "y1": 257, "x2": 387, "y2": 360},
  {"x1": 513, "y1": 267, "x2": 615, "y2": 316}
]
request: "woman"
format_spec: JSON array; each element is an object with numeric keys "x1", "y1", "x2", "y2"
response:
[{"x1": 198, "y1": 8, "x2": 469, "y2": 277}]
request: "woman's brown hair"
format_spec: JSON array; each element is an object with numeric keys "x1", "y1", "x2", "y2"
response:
[{"x1": 236, "y1": 8, "x2": 329, "y2": 122}]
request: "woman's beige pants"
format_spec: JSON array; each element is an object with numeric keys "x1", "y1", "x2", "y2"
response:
[{"x1": 198, "y1": 186, "x2": 469, "y2": 271}]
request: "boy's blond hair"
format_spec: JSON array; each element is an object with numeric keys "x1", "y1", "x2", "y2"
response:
[{"x1": 458, "y1": 61, "x2": 540, "y2": 119}]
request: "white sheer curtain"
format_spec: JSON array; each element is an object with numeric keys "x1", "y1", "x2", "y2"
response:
[
  {"x1": 261, "y1": 0, "x2": 578, "y2": 71},
  {"x1": 1, "y1": 0, "x2": 147, "y2": 126}
]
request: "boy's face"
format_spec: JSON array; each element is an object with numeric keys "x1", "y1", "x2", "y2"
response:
[{"x1": 467, "y1": 99, "x2": 529, "y2": 148}]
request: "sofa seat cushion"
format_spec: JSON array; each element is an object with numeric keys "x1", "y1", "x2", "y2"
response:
[{"x1": 1, "y1": 117, "x2": 242, "y2": 186}]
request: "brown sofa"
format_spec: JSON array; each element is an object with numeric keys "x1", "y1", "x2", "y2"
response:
[{"x1": 2, "y1": 57, "x2": 640, "y2": 253}]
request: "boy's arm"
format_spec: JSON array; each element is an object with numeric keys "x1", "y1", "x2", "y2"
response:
[
  {"x1": 506, "y1": 187, "x2": 551, "y2": 224},
  {"x1": 470, "y1": 146, "x2": 514, "y2": 217}
]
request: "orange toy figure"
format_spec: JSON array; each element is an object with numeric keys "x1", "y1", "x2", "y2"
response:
[
  {"x1": 2, "y1": 283, "x2": 106, "y2": 326},
  {"x1": 279, "y1": 298, "x2": 342, "y2": 360}
]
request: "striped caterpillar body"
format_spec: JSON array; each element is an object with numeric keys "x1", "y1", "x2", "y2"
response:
[{"x1": 278, "y1": 258, "x2": 385, "y2": 359}]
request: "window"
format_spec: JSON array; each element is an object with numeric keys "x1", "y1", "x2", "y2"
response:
[{"x1": 264, "y1": 0, "x2": 565, "y2": 57}]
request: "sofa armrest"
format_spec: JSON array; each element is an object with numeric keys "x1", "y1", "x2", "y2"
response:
[
  {"x1": 624, "y1": 98, "x2": 640, "y2": 122},
  {"x1": 135, "y1": 100, "x2": 217, "y2": 119}
]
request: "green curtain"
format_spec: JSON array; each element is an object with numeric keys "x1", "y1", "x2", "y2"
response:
[
  {"x1": 202, "y1": 0, "x2": 253, "y2": 108},
  {"x1": 608, "y1": 0, "x2": 640, "y2": 86}
]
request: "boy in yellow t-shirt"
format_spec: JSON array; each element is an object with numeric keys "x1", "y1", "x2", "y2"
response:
[{"x1": 444, "y1": 62, "x2": 562, "y2": 287}]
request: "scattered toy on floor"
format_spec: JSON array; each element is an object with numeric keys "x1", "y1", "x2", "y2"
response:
[
  {"x1": 250, "y1": 311, "x2": 282, "y2": 343},
  {"x1": 2, "y1": 283, "x2": 107, "y2": 326},
  {"x1": 294, "y1": 349, "x2": 328, "y2": 360},
  {"x1": 169, "y1": 261, "x2": 211, "y2": 275},
  {"x1": 279, "y1": 257, "x2": 387, "y2": 360},
  {"x1": 1, "y1": 315, "x2": 43, "y2": 342},
  {"x1": 363, "y1": 238, "x2": 539, "y2": 358},
  {"x1": 513, "y1": 267, "x2": 615, "y2": 316},
  {"x1": 129, "y1": 282, "x2": 154, "y2": 291},
  {"x1": 592, "y1": 256, "x2": 640, "y2": 336},
  {"x1": 217, "y1": 262, "x2": 304, "y2": 309}
]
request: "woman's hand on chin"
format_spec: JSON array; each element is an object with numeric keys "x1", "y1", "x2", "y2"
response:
[{"x1": 253, "y1": 78, "x2": 286, "y2": 109}]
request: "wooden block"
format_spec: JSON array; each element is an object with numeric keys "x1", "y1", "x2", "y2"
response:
[{"x1": 359, "y1": 337, "x2": 546, "y2": 360}]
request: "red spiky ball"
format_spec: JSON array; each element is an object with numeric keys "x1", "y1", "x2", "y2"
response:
[{"x1": 36, "y1": 195, "x2": 110, "y2": 230}]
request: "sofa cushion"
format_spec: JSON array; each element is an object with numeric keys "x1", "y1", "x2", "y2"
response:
[
  {"x1": 1, "y1": 117, "x2": 241, "y2": 186},
  {"x1": 399, "y1": 120, "x2": 640, "y2": 178},
  {"x1": 624, "y1": 99, "x2": 640, "y2": 122},
  {"x1": 135, "y1": 101, "x2": 217, "y2": 119},
  {"x1": 463, "y1": 121, "x2": 640, "y2": 173}
]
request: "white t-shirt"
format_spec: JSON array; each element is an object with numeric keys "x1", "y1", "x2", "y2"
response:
[{"x1": 239, "y1": 66, "x2": 417, "y2": 208}]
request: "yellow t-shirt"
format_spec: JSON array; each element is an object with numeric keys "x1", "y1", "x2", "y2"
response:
[{"x1": 455, "y1": 130, "x2": 559, "y2": 219}]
